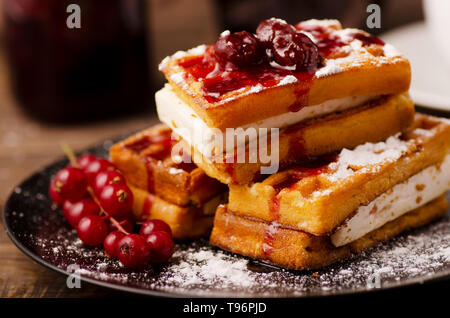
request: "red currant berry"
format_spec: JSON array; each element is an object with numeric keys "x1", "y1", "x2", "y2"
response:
[
  {"x1": 49, "y1": 179, "x2": 65, "y2": 205},
  {"x1": 63, "y1": 198, "x2": 99, "y2": 228},
  {"x1": 99, "y1": 183, "x2": 133, "y2": 220},
  {"x1": 104, "y1": 231, "x2": 126, "y2": 258},
  {"x1": 140, "y1": 219, "x2": 172, "y2": 238},
  {"x1": 214, "y1": 31, "x2": 263, "y2": 70},
  {"x1": 117, "y1": 234, "x2": 151, "y2": 268},
  {"x1": 77, "y1": 215, "x2": 109, "y2": 246},
  {"x1": 145, "y1": 231, "x2": 174, "y2": 263},
  {"x1": 109, "y1": 219, "x2": 134, "y2": 234},
  {"x1": 76, "y1": 154, "x2": 98, "y2": 170},
  {"x1": 50, "y1": 167, "x2": 88, "y2": 203},
  {"x1": 84, "y1": 158, "x2": 117, "y2": 184},
  {"x1": 272, "y1": 31, "x2": 320, "y2": 72},
  {"x1": 256, "y1": 18, "x2": 296, "y2": 48},
  {"x1": 93, "y1": 170, "x2": 126, "y2": 195}
]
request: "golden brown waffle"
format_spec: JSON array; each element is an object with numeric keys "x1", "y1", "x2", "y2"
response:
[
  {"x1": 186, "y1": 93, "x2": 414, "y2": 184},
  {"x1": 110, "y1": 124, "x2": 226, "y2": 206},
  {"x1": 210, "y1": 197, "x2": 448, "y2": 270},
  {"x1": 159, "y1": 20, "x2": 411, "y2": 130},
  {"x1": 228, "y1": 114, "x2": 450, "y2": 235},
  {"x1": 130, "y1": 185, "x2": 226, "y2": 240}
]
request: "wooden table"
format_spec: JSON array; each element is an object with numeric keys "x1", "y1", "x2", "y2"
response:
[{"x1": 0, "y1": 42, "x2": 160, "y2": 297}]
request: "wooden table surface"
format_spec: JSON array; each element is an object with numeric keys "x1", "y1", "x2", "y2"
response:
[{"x1": 0, "y1": 43, "x2": 160, "y2": 297}]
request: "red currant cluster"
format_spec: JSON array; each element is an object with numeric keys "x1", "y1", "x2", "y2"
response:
[
  {"x1": 213, "y1": 18, "x2": 321, "y2": 72},
  {"x1": 49, "y1": 153, "x2": 174, "y2": 268}
]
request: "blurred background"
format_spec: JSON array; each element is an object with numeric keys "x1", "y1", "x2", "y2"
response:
[
  {"x1": 0, "y1": 0, "x2": 430, "y2": 209},
  {"x1": 0, "y1": 0, "x2": 439, "y2": 205},
  {"x1": 3, "y1": 0, "x2": 450, "y2": 297}
]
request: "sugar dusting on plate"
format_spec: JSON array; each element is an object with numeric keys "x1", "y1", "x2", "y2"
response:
[
  {"x1": 7, "y1": 143, "x2": 450, "y2": 297},
  {"x1": 27, "y1": 209, "x2": 450, "y2": 297}
]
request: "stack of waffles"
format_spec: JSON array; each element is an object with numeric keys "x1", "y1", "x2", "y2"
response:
[
  {"x1": 112, "y1": 19, "x2": 450, "y2": 269},
  {"x1": 110, "y1": 125, "x2": 226, "y2": 240}
]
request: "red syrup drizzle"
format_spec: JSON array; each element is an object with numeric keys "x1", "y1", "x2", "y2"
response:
[
  {"x1": 224, "y1": 163, "x2": 237, "y2": 184},
  {"x1": 262, "y1": 221, "x2": 279, "y2": 258},
  {"x1": 142, "y1": 194, "x2": 154, "y2": 221},
  {"x1": 178, "y1": 45, "x2": 315, "y2": 108},
  {"x1": 145, "y1": 157, "x2": 156, "y2": 193},
  {"x1": 124, "y1": 130, "x2": 177, "y2": 193},
  {"x1": 262, "y1": 154, "x2": 337, "y2": 257},
  {"x1": 295, "y1": 23, "x2": 385, "y2": 58},
  {"x1": 177, "y1": 26, "x2": 384, "y2": 107}
]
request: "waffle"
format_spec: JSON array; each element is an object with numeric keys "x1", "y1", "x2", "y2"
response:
[
  {"x1": 185, "y1": 92, "x2": 414, "y2": 184},
  {"x1": 210, "y1": 196, "x2": 448, "y2": 270},
  {"x1": 109, "y1": 124, "x2": 226, "y2": 206},
  {"x1": 159, "y1": 19, "x2": 410, "y2": 130},
  {"x1": 228, "y1": 114, "x2": 450, "y2": 235},
  {"x1": 130, "y1": 185, "x2": 226, "y2": 240}
]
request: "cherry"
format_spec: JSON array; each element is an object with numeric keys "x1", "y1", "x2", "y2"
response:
[
  {"x1": 214, "y1": 31, "x2": 263, "y2": 70},
  {"x1": 84, "y1": 158, "x2": 117, "y2": 184},
  {"x1": 140, "y1": 219, "x2": 172, "y2": 238},
  {"x1": 272, "y1": 31, "x2": 320, "y2": 72},
  {"x1": 145, "y1": 231, "x2": 174, "y2": 263},
  {"x1": 108, "y1": 218, "x2": 134, "y2": 233},
  {"x1": 104, "y1": 231, "x2": 126, "y2": 258},
  {"x1": 99, "y1": 183, "x2": 133, "y2": 220},
  {"x1": 117, "y1": 234, "x2": 151, "y2": 268},
  {"x1": 63, "y1": 198, "x2": 99, "y2": 228},
  {"x1": 77, "y1": 215, "x2": 109, "y2": 246},
  {"x1": 93, "y1": 170, "x2": 126, "y2": 195},
  {"x1": 256, "y1": 18, "x2": 296, "y2": 48},
  {"x1": 76, "y1": 154, "x2": 98, "y2": 170},
  {"x1": 49, "y1": 167, "x2": 87, "y2": 203}
]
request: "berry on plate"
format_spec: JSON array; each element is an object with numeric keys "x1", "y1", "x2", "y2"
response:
[
  {"x1": 77, "y1": 215, "x2": 109, "y2": 246},
  {"x1": 117, "y1": 234, "x2": 151, "y2": 268}
]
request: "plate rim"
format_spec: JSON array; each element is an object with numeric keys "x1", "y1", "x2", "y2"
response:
[{"x1": 2, "y1": 151, "x2": 450, "y2": 298}]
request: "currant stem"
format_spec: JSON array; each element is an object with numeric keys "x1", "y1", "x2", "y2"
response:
[
  {"x1": 60, "y1": 142, "x2": 130, "y2": 235},
  {"x1": 60, "y1": 142, "x2": 78, "y2": 166}
]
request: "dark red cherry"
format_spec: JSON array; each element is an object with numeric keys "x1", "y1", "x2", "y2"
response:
[
  {"x1": 145, "y1": 231, "x2": 174, "y2": 263},
  {"x1": 272, "y1": 31, "x2": 320, "y2": 72},
  {"x1": 214, "y1": 31, "x2": 263, "y2": 70},
  {"x1": 109, "y1": 219, "x2": 134, "y2": 234},
  {"x1": 63, "y1": 198, "x2": 99, "y2": 228},
  {"x1": 256, "y1": 18, "x2": 296, "y2": 48},
  {"x1": 99, "y1": 183, "x2": 133, "y2": 220},
  {"x1": 104, "y1": 231, "x2": 126, "y2": 258},
  {"x1": 140, "y1": 219, "x2": 172, "y2": 238},
  {"x1": 117, "y1": 234, "x2": 151, "y2": 268},
  {"x1": 76, "y1": 154, "x2": 98, "y2": 170},
  {"x1": 50, "y1": 167, "x2": 87, "y2": 203},
  {"x1": 77, "y1": 215, "x2": 109, "y2": 246},
  {"x1": 84, "y1": 158, "x2": 117, "y2": 184},
  {"x1": 93, "y1": 170, "x2": 126, "y2": 195}
]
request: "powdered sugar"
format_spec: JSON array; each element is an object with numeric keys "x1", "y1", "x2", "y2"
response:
[
  {"x1": 327, "y1": 133, "x2": 409, "y2": 182},
  {"x1": 12, "y1": 184, "x2": 450, "y2": 297},
  {"x1": 383, "y1": 43, "x2": 401, "y2": 58},
  {"x1": 278, "y1": 75, "x2": 298, "y2": 85},
  {"x1": 414, "y1": 128, "x2": 434, "y2": 137},
  {"x1": 315, "y1": 60, "x2": 344, "y2": 78}
]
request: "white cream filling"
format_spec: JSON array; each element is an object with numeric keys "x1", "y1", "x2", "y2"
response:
[
  {"x1": 331, "y1": 154, "x2": 450, "y2": 247},
  {"x1": 156, "y1": 84, "x2": 376, "y2": 157}
]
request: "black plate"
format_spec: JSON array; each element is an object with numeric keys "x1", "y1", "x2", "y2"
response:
[{"x1": 3, "y1": 139, "x2": 450, "y2": 297}]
